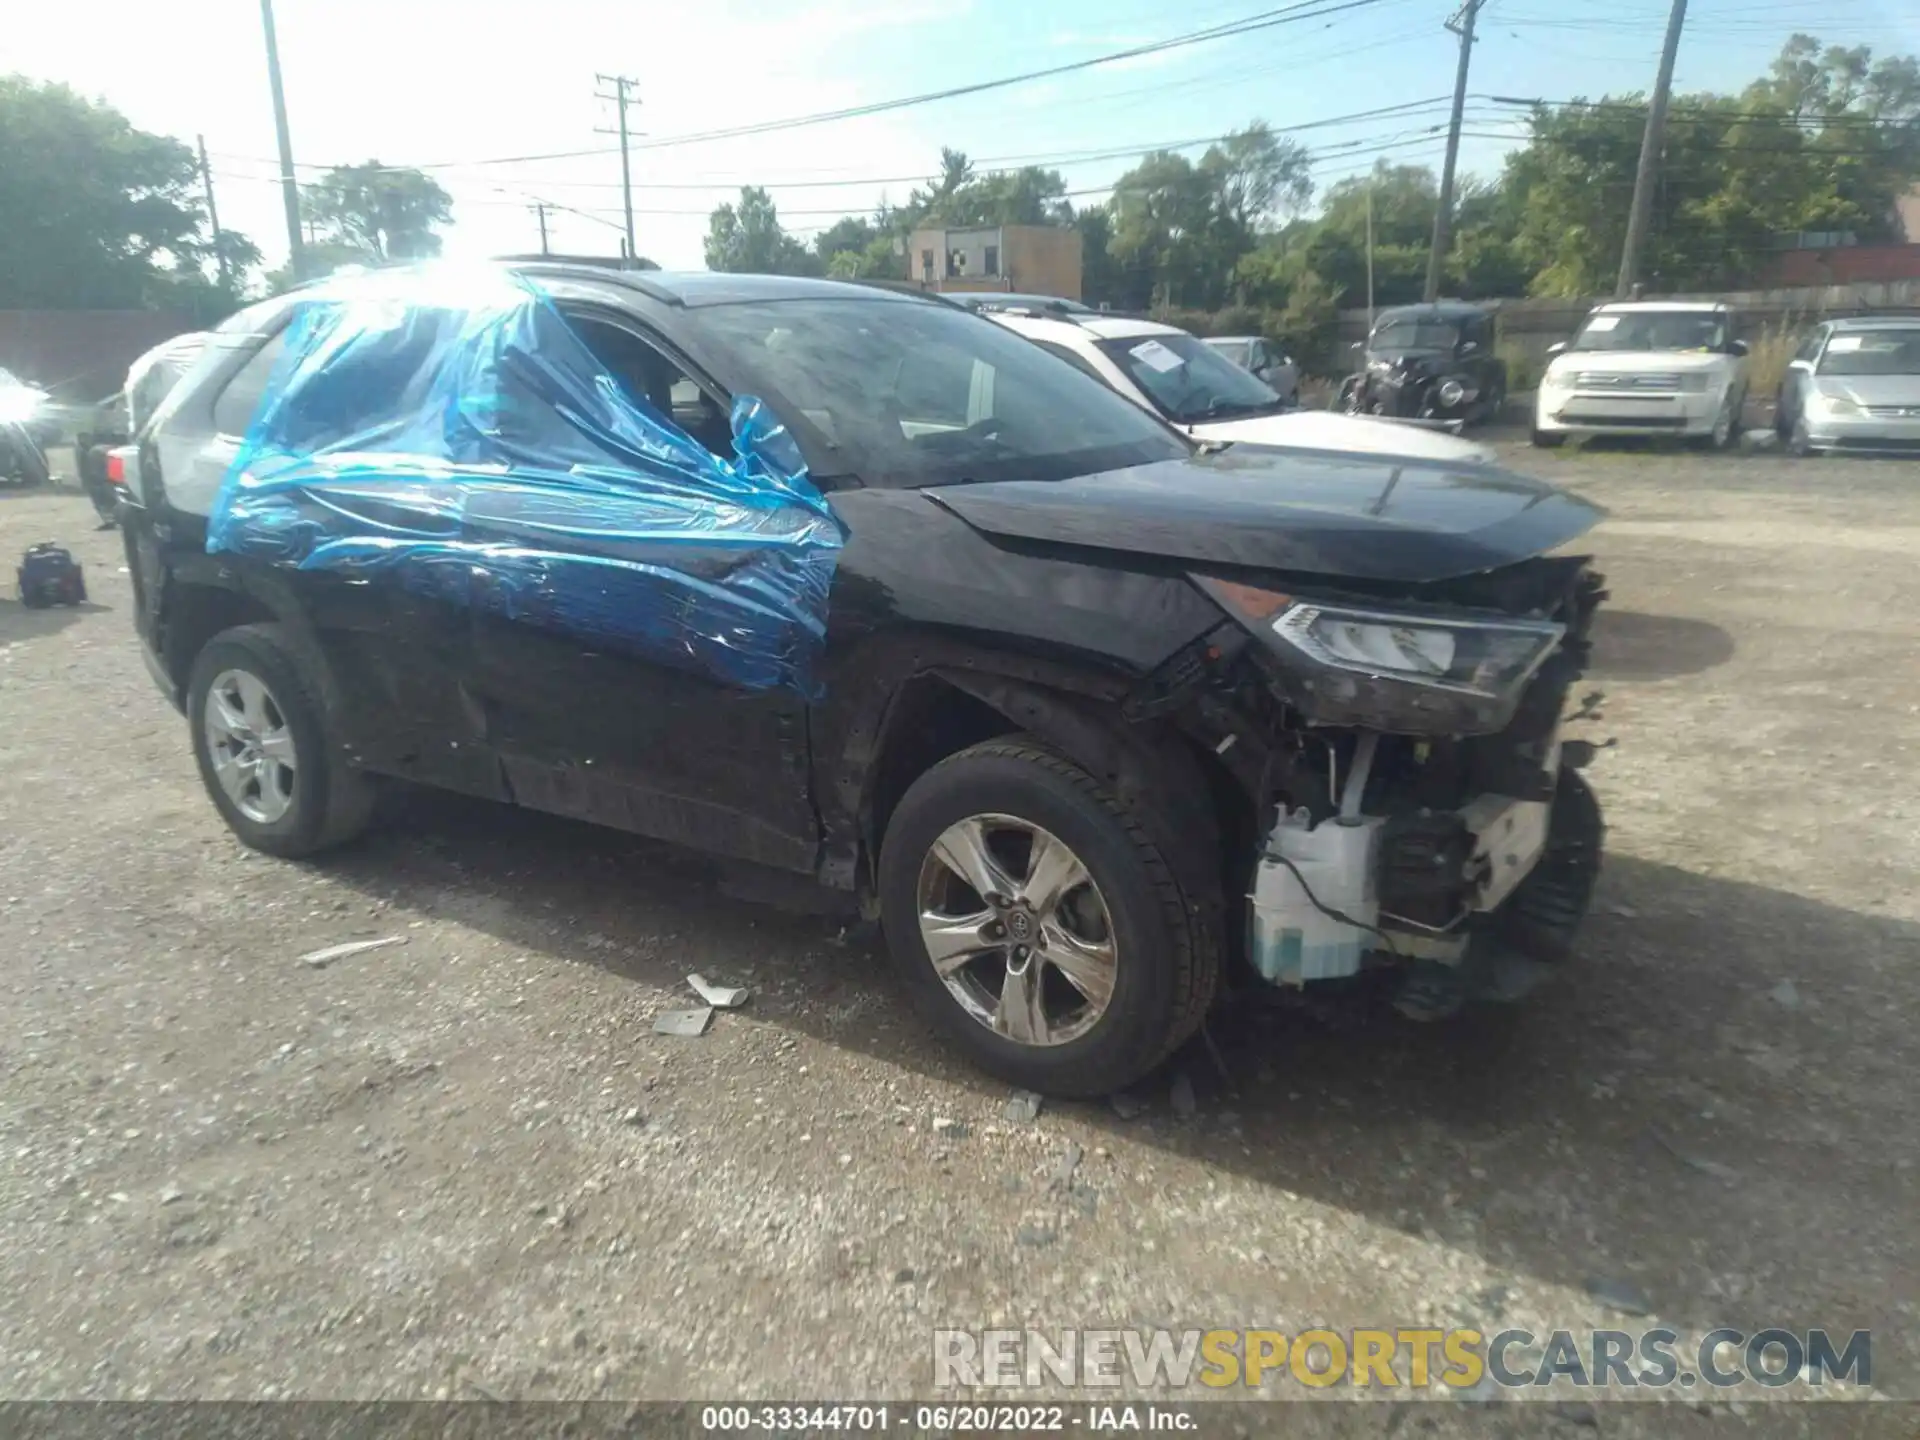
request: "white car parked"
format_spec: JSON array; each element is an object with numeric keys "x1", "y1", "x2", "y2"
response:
[
  {"x1": 1533, "y1": 301, "x2": 1749, "y2": 450},
  {"x1": 986, "y1": 309, "x2": 1498, "y2": 466}
]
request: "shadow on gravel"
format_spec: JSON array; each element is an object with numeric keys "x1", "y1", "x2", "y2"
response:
[
  {"x1": 1588, "y1": 609, "x2": 1736, "y2": 680},
  {"x1": 0, "y1": 596, "x2": 105, "y2": 641},
  {"x1": 308, "y1": 787, "x2": 1919, "y2": 1362}
]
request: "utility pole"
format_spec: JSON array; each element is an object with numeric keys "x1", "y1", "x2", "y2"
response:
[
  {"x1": 1365, "y1": 181, "x2": 1376, "y2": 333},
  {"x1": 258, "y1": 0, "x2": 306, "y2": 280},
  {"x1": 1617, "y1": 0, "x2": 1688, "y2": 298},
  {"x1": 531, "y1": 202, "x2": 551, "y2": 256},
  {"x1": 196, "y1": 134, "x2": 229, "y2": 290},
  {"x1": 595, "y1": 74, "x2": 640, "y2": 264},
  {"x1": 1424, "y1": 0, "x2": 1484, "y2": 303}
]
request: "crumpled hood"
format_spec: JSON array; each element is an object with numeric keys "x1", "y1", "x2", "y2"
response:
[{"x1": 925, "y1": 449, "x2": 1604, "y2": 584}]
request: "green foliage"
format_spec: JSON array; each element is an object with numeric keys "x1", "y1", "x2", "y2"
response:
[
  {"x1": 304, "y1": 162, "x2": 453, "y2": 263},
  {"x1": 704, "y1": 187, "x2": 822, "y2": 275},
  {"x1": 1106, "y1": 125, "x2": 1314, "y2": 310},
  {"x1": 694, "y1": 33, "x2": 1917, "y2": 333},
  {"x1": 1503, "y1": 35, "x2": 1920, "y2": 295},
  {"x1": 0, "y1": 76, "x2": 254, "y2": 312}
]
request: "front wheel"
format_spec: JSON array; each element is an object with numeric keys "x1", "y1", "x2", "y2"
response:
[
  {"x1": 1530, "y1": 427, "x2": 1566, "y2": 449},
  {"x1": 187, "y1": 623, "x2": 374, "y2": 858},
  {"x1": 878, "y1": 738, "x2": 1217, "y2": 1097},
  {"x1": 1693, "y1": 391, "x2": 1741, "y2": 452}
]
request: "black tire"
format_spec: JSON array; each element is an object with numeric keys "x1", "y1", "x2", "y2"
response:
[
  {"x1": 1789, "y1": 418, "x2": 1821, "y2": 459},
  {"x1": 1691, "y1": 391, "x2": 1740, "y2": 452},
  {"x1": 186, "y1": 623, "x2": 375, "y2": 858},
  {"x1": 19, "y1": 582, "x2": 48, "y2": 610},
  {"x1": 1530, "y1": 427, "x2": 1566, "y2": 449},
  {"x1": 1499, "y1": 766, "x2": 1604, "y2": 965},
  {"x1": 877, "y1": 738, "x2": 1217, "y2": 1097}
]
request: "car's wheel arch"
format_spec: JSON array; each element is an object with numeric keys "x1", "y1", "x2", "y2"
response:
[
  {"x1": 841, "y1": 651, "x2": 1230, "y2": 946},
  {"x1": 156, "y1": 561, "x2": 345, "y2": 723}
]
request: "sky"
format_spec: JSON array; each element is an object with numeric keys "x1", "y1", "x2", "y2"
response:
[{"x1": 9, "y1": 0, "x2": 1919, "y2": 275}]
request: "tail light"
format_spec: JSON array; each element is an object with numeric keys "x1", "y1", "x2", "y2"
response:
[{"x1": 105, "y1": 453, "x2": 126, "y2": 484}]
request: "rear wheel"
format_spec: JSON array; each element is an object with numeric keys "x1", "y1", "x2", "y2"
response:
[
  {"x1": 878, "y1": 738, "x2": 1215, "y2": 1097},
  {"x1": 187, "y1": 624, "x2": 374, "y2": 858}
]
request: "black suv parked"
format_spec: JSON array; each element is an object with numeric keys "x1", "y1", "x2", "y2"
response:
[{"x1": 123, "y1": 265, "x2": 1607, "y2": 1097}]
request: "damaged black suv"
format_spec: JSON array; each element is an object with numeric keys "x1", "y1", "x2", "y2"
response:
[{"x1": 123, "y1": 265, "x2": 1607, "y2": 1097}]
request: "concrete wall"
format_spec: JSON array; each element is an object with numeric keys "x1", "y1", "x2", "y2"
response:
[
  {"x1": 1760, "y1": 244, "x2": 1920, "y2": 287},
  {"x1": 0, "y1": 310, "x2": 195, "y2": 402},
  {"x1": 1004, "y1": 226, "x2": 1083, "y2": 300}
]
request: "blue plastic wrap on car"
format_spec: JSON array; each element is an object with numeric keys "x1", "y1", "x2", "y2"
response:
[{"x1": 208, "y1": 265, "x2": 844, "y2": 695}]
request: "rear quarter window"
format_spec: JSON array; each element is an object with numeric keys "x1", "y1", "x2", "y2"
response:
[{"x1": 212, "y1": 332, "x2": 292, "y2": 438}]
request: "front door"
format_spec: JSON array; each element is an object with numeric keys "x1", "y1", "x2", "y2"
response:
[{"x1": 462, "y1": 308, "x2": 822, "y2": 873}]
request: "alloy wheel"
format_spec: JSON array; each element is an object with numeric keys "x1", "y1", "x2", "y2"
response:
[
  {"x1": 203, "y1": 668, "x2": 299, "y2": 824},
  {"x1": 915, "y1": 814, "x2": 1119, "y2": 1047}
]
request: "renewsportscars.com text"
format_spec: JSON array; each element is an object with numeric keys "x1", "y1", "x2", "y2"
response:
[{"x1": 933, "y1": 1327, "x2": 1871, "y2": 1391}]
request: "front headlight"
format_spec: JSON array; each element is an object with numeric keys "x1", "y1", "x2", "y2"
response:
[
  {"x1": 1812, "y1": 393, "x2": 1859, "y2": 416},
  {"x1": 1542, "y1": 368, "x2": 1576, "y2": 391},
  {"x1": 1200, "y1": 581, "x2": 1565, "y2": 700},
  {"x1": 1274, "y1": 603, "x2": 1562, "y2": 697},
  {"x1": 1676, "y1": 374, "x2": 1713, "y2": 393},
  {"x1": 1436, "y1": 378, "x2": 1471, "y2": 408}
]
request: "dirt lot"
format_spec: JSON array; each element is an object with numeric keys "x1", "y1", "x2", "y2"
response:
[{"x1": 1, "y1": 440, "x2": 1917, "y2": 1434}]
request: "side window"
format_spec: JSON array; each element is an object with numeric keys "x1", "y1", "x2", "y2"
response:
[
  {"x1": 1031, "y1": 339, "x2": 1114, "y2": 389},
  {"x1": 569, "y1": 314, "x2": 731, "y2": 458},
  {"x1": 212, "y1": 331, "x2": 290, "y2": 438},
  {"x1": 1794, "y1": 331, "x2": 1822, "y2": 364}
]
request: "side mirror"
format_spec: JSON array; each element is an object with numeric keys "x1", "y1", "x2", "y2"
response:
[
  {"x1": 1787, "y1": 358, "x2": 1813, "y2": 373},
  {"x1": 1546, "y1": 341, "x2": 1568, "y2": 356},
  {"x1": 1729, "y1": 339, "x2": 1750, "y2": 358}
]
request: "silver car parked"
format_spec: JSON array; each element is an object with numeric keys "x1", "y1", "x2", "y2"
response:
[
  {"x1": 1776, "y1": 317, "x2": 1920, "y2": 456},
  {"x1": 1203, "y1": 335, "x2": 1300, "y2": 406}
]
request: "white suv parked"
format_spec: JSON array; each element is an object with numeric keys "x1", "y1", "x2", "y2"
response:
[
  {"x1": 1533, "y1": 301, "x2": 1748, "y2": 449},
  {"x1": 987, "y1": 310, "x2": 1497, "y2": 465}
]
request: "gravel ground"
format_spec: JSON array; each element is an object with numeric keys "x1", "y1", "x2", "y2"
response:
[{"x1": 1, "y1": 440, "x2": 1917, "y2": 1435}]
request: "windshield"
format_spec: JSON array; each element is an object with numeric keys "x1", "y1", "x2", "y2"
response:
[
  {"x1": 1371, "y1": 319, "x2": 1459, "y2": 352},
  {"x1": 1572, "y1": 310, "x2": 1725, "y2": 353},
  {"x1": 691, "y1": 298, "x2": 1190, "y2": 488},
  {"x1": 1818, "y1": 330, "x2": 1920, "y2": 376},
  {"x1": 1092, "y1": 333, "x2": 1281, "y2": 423}
]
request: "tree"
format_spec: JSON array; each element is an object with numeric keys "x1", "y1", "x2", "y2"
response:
[
  {"x1": 1106, "y1": 126, "x2": 1312, "y2": 310},
  {"x1": 704, "y1": 187, "x2": 821, "y2": 275},
  {"x1": 305, "y1": 162, "x2": 453, "y2": 262},
  {"x1": 0, "y1": 77, "x2": 253, "y2": 312},
  {"x1": 1076, "y1": 207, "x2": 1120, "y2": 307},
  {"x1": 1496, "y1": 35, "x2": 1920, "y2": 295}
]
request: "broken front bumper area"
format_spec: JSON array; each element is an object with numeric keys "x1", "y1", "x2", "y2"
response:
[{"x1": 1247, "y1": 751, "x2": 1603, "y2": 1016}]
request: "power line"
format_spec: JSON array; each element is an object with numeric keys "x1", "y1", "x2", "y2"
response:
[{"x1": 208, "y1": 0, "x2": 1404, "y2": 180}]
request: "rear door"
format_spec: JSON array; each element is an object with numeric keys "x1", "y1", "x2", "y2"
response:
[
  {"x1": 459, "y1": 300, "x2": 821, "y2": 871},
  {"x1": 130, "y1": 306, "x2": 484, "y2": 789}
]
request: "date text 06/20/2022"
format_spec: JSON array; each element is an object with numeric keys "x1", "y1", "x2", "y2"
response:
[{"x1": 698, "y1": 1404, "x2": 1194, "y2": 1432}]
